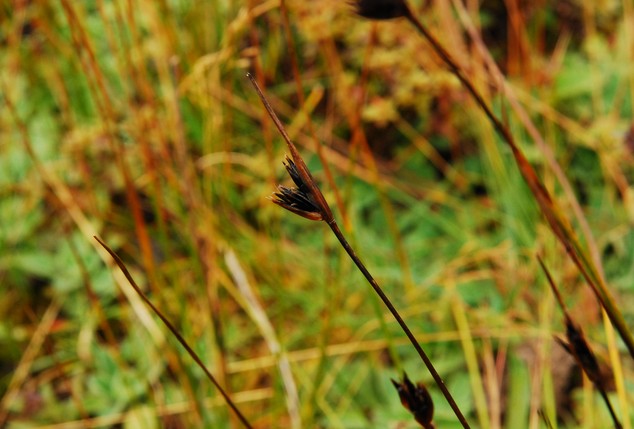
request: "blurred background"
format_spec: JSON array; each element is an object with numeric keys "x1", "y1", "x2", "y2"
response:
[{"x1": 1, "y1": 0, "x2": 634, "y2": 428}]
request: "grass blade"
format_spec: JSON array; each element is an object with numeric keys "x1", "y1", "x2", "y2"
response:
[{"x1": 94, "y1": 236, "x2": 254, "y2": 429}]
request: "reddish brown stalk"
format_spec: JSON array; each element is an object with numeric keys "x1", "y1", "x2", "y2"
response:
[
  {"x1": 353, "y1": 0, "x2": 634, "y2": 360},
  {"x1": 248, "y1": 74, "x2": 471, "y2": 429},
  {"x1": 60, "y1": 0, "x2": 158, "y2": 293},
  {"x1": 403, "y1": 3, "x2": 634, "y2": 359}
]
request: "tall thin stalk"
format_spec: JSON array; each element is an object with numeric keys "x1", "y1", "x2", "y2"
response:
[
  {"x1": 95, "y1": 237, "x2": 254, "y2": 429},
  {"x1": 248, "y1": 73, "x2": 471, "y2": 429},
  {"x1": 353, "y1": 0, "x2": 634, "y2": 359}
]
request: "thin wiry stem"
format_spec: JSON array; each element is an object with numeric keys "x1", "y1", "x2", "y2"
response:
[
  {"x1": 327, "y1": 221, "x2": 470, "y2": 429},
  {"x1": 598, "y1": 389, "x2": 624, "y2": 429},
  {"x1": 95, "y1": 237, "x2": 254, "y2": 429}
]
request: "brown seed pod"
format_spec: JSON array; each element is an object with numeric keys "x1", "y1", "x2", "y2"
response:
[
  {"x1": 352, "y1": 0, "x2": 410, "y2": 20},
  {"x1": 559, "y1": 318, "x2": 604, "y2": 388},
  {"x1": 392, "y1": 372, "x2": 435, "y2": 429},
  {"x1": 270, "y1": 158, "x2": 324, "y2": 221}
]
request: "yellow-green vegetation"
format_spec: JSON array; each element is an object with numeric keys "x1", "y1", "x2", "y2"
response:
[{"x1": 2, "y1": 1, "x2": 633, "y2": 428}]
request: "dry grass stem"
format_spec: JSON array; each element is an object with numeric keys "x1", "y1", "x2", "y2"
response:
[{"x1": 95, "y1": 237, "x2": 254, "y2": 429}]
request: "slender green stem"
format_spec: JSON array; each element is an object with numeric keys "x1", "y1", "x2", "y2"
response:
[{"x1": 326, "y1": 220, "x2": 471, "y2": 429}]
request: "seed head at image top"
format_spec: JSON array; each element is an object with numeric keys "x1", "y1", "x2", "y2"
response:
[{"x1": 352, "y1": 0, "x2": 411, "y2": 20}]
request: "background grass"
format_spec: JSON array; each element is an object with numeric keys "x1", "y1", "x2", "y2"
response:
[{"x1": 2, "y1": 0, "x2": 634, "y2": 428}]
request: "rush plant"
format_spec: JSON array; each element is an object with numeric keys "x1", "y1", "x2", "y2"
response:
[
  {"x1": 352, "y1": 0, "x2": 634, "y2": 360},
  {"x1": 248, "y1": 72, "x2": 471, "y2": 429}
]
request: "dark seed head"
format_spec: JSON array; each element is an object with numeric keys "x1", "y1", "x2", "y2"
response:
[
  {"x1": 391, "y1": 372, "x2": 435, "y2": 428},
  {"x1": 563, "y1": 318, "x2": 604, "y2": 387},
  {"x1": 247, "y1": 73, "x2": 334, "y2": 224},
  {"x1": 270, "y1": 186, "x2": 323, "y2": 221},
  {"x1": 285, "y1": 157, "x2": 312, "y2": 196},
  {"x1": 269, "y1": 157, "x2": 325, "y2": 222},
  {"x1": 353, "y1": 0, "x2": 410, "y2": 20}
]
